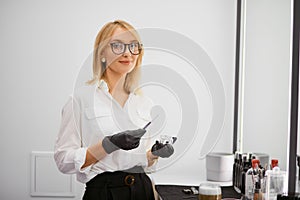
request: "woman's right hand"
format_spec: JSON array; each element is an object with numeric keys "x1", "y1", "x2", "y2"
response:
[
  {"x1": 151, "y1": 141, "x2": 174, "y2": 158},
  {"x1": 102, "y1": 129, "x2": 146, "y2": 154}
]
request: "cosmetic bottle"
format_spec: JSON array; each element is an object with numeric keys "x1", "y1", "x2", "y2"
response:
[
  {"x1": 239, "y1": 155, "x2": 246, "y2": 192},
  {"x1": 234, "y1": 153, "x2": 243, "y2": 193},
  {"x1": 241, "y1": 154, "x2": 250, "y2": 194},
  {"x1": 297, "y1": 155, "x2": 300, "y2": 183},
  {"x1": 245, "y1": 159, "x2": 260, "y2": 199},
  {"x1": 265, "y1": 162, "x2": 287, "y2": 200},
  {"x1": 232, "y1": 152, "x2": 239, "y2": 189}
]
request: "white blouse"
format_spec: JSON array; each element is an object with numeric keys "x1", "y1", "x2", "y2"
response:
[{"x1": 54, "y1": 80, "x2": 155, "y2": 183}]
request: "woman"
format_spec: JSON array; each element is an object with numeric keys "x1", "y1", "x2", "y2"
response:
[{"x1": 54, "y1": 20, "x2": 174, "y2": 200}]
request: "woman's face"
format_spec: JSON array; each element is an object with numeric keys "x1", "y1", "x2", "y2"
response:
[{"x1": 103, "y1": 27, "x2": 140, "y2": 76}]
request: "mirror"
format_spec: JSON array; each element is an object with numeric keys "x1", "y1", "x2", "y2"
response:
[{"x1": 236, "y1": 0, "x2": 292, "y2": 171}]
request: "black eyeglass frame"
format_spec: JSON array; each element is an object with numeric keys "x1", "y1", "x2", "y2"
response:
[{"x1": 109, "y1": 42, "x2": 143, "y2": 55}]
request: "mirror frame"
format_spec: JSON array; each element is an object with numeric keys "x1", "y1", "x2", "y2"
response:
[
  {"x1": 288, "y1": 0, "x2": 299, "y2": 194},
  {"x1": 233, "y1": 0, "x2": 299, "y2": 194},
  {"x1": 232, "y1": 0, "x2": 242, "y2": 154}
]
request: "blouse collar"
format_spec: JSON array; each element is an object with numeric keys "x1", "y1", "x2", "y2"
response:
[{"x1": 98, "y1": 79, "x2": 109, "y2": 92}]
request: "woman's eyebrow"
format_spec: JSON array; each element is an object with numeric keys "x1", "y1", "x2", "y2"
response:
[
  {"x1": 110, "y1": 39, "x2": 122, "y2": 42},
  {"x1": 110, "y1": 39, "x2": 138, "y2": 43}
]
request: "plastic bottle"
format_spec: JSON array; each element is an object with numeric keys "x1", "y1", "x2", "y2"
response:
[
  {"x1": 262, "y1": 158, "x2": 279, "y2": 191},
  {"x1": 245, "y1": 159, "x2": 260, "y2": 199},
  {"x1": 266, "y1": 166, "x2": 286, "y2": 199}
]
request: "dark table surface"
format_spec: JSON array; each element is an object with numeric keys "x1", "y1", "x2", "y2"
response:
[{"x1": 155, "y1": 185, "x2": 242, "y2": 200}]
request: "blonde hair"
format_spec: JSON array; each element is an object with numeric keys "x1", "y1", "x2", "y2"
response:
[{"x1": 87, "y1": 20, "x2": 144, "y2": 93}]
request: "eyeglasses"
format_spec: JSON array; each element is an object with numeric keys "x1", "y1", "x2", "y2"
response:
[{"x1": 110, "y1": 41, "x2": 142, "y2": 55}]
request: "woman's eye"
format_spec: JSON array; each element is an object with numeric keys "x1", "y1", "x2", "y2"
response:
[
  {"x1": 130, "y1": 43, "x2": 138, "y2": 49},
  {"x1": 113, "y1": 43, "x2": 123, "y2": 49}
]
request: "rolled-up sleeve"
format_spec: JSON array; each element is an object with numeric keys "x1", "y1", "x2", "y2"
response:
[{"x1": 54, "y1": 97, "x2": 90, "y2": 175}]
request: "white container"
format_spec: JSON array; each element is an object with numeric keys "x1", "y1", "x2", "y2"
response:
[
  {"x1": 265, "y1": 168, "x2": 287, "y2": 200},
  {"x1": 206, "y1": 152, "x2": 234, "y2": 182},
  {"x1": 253, "y1": 152, "x2": 269, "y2": 168}
]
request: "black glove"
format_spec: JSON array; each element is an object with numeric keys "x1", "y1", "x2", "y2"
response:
[
  {"x1": 151, "y1": 140, "x2": 174, "y2": 158},
  {"x1": 102, "y1": 129, "x2": 146, "y2": 154}
]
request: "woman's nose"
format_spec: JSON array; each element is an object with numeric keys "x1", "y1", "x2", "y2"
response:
[{"x1": 122, "y1": 47, "x2": 131, "y2": 57}]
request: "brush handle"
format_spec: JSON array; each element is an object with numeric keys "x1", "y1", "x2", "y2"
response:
[{"x1": 143, "y1": 121, "x2": 151, "y2": 130}]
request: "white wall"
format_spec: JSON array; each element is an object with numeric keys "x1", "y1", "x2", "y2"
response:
[
  {"x1": 241, "y1": 0, "x2": 292, "y2": 170},
  {"x1": 0, "y1": 0, "x2": 237, "y2": 199}
]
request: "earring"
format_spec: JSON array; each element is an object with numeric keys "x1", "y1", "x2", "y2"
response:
[{"x1": 101, "y1": 57, "x2": 107, "y2": 70}]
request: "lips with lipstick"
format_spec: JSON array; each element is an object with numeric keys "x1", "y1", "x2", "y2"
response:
[{"x1": 119, "y1": 60, "x2": 131, "y2": 65}]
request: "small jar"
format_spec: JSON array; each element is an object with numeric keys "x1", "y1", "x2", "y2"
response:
[{"x1": 199, "y1": 182, "x2": 222, "y2": 200}]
